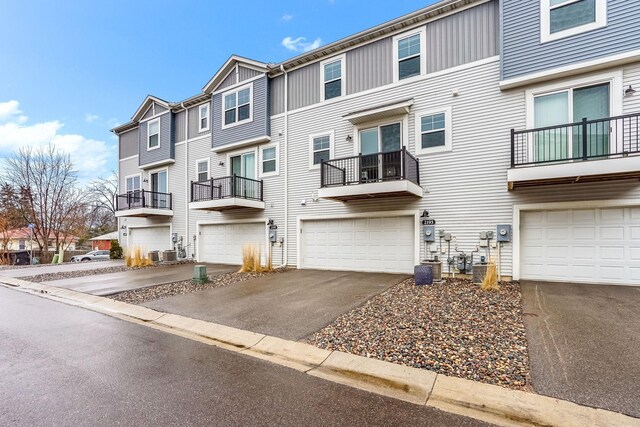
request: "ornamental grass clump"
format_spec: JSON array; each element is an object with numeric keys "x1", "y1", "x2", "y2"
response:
[
  {"x1": 239, "y1": 243, "x2": 272, "y2": 273},
  {"x1": 481, "y1": 262, "x2": 499, "y2": 291},
  {"x1": 125, "y1": 246, "x2": 153, "y2": 268}
]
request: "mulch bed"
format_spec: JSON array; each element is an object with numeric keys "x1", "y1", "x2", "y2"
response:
[
  {"x1": 306, "y1": 277, "x2": 531, "y2": 390},
  {"x1": 109, "y1": 268, "x2": 290, "y2": 305}
]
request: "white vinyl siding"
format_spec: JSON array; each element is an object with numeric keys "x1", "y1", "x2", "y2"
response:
[
  {"x1": 198, "y1": 222, "x2": 265, "y2": 265},
  {"x1": 520, "y1": 207, "x2": 640, "y2": 285}
]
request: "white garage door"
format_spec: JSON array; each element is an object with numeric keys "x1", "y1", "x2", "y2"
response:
[
  {"x1": 128, "y1": 226, "x2": 171, "y2": 252},
  {"x1": 199, "y1": 222, "x2": 265, "y2": 265},
  {"x1": 521, "y1": 207, "x2": 640, "y2": 285},
  {"x1": 300, "y1": 216, "x2": 415, "y2": 274}
]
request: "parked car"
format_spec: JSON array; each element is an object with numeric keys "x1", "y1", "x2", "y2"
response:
[{"x1": 70, "y1": 250, "x2": 110, "y2": 262}]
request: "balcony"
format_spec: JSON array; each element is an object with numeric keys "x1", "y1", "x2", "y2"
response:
[
  {"x1": 115, "y1": 190, "x2": 173, "y2": 217},
  {"x1": 508, "y1": 112, "x2": 640, "y2": 189},
  {"x1": 318, "y1": 147, "x2": 423, "y2": 201},
  {"x1": 189, "y1": 175, "x2": 265, "y2": 211}
]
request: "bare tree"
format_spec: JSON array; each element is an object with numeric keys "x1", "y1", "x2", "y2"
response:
[
  {"x1": 86, "y1": 172, "x2": 118, "y2": 235},
  {"x1": 2, "y1": 145, "x2": 85, "y2": 252}
]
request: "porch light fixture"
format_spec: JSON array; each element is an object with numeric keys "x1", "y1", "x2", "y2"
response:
[
  {"x1": 625, "y1": 85, "x2": 636, "y2": 96},
  {"x1": 142, "y1": 179, "x2": 149, "y2": 183},
  {"x1": 219, "y1": 161, "x2": 225, "y2": 166},
  {"x1": 345, "y1": 135, "x2": 352, "y2": 142},
  {"x1": 421, "y1": 210, "x2": 429, "y2": 218}
]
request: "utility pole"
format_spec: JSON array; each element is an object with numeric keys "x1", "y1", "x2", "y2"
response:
[{"x1": 28, "y1": 223, "x2": 34, "y2": 264}]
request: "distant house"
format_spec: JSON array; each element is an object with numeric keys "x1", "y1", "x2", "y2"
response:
[
  {"x1": 0, "y1": 227, "x2": 78, "y2": 251},
  {"x1": 89, "y1": 231, "x2": 118, "y2": 250}
]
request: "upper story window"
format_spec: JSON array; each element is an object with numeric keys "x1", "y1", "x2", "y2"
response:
[
  {"x1": 199, "y1": 103, "x2": 209, "y2": 132},
  {"x1": 196, "y1": 158, "x2": 209, "y2": 182},
  {"x1": 125, "y1": 175, "x2": 141, "y2": 193},
  {"x1": 541, "y1": 0, "x2": 606, "y2": 43},
  {"x1": 321, "y1": 55, "x2": 345, "y2": 101},
  {"x1": 223, "y1": 84, "x2": 252, "y2": 128},
  {"x1": 415, "y1": 107, "x2": 452, "y2": 155},
  {"x1": 260, "y1": 144, "x2": 279, "y2": 177},
  {"x1": 147, "y1": 119, "x2": 160, "y2": 150},
  {"x1": 309, "y1": 132, "x2": 334, "y2": 169},
  {"x1": 393, "y1": 28, "x2": 426, "y2": 82}
]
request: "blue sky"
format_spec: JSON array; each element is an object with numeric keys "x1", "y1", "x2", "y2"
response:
[{"x1": 0, "y1": 0, "x2": 435, "y2": 184}]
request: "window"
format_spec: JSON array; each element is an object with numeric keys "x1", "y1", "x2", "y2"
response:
[
  {"x1": 321, "y1": 56, "x2": 344, "y2": 101},
  {"x1": 541, "y1": 0, "x2": 606, "y2": 43},
  {"x1": 147, "y1": 119, "x2": 160, "y2": 150},
  {"x1": 19, "y1": 240, "x2": 25, "y2": 250},
  {"x1": 199, "y1": 103, "x2": 209, "y2": 132},
  {"x1": 415, "y1": 107, "x2": 452, "y2": 154},
  {"x1": 196, "y1": 158, "x2": 210, "y2": 182},
  {"x1": 260, "y1": 145, "x2": 278, "y2": 177},
  {"x1": 309, "y1": 132, "x2": 334, "y2": 169},
  {"x1": 125, "y1": 175, "x2": 141, "y2": 193},
  {"x1": 223, "y1": 85, "x2": 252, "y2": 127},
  {"x1": 393, "y1": 28, "x2": 425, "y2": 81}
]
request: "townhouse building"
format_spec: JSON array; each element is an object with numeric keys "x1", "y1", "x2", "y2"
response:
[{"x1": 113, "y1": 0, "x2": 640, "y2": 285}]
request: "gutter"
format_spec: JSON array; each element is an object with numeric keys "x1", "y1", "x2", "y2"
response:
[
  {"x1": 280, "y1": 64, "x2": 289, "y2": 268},
  {"x1": 181, "y1": 101, "x2": 191, "y2": 259}
]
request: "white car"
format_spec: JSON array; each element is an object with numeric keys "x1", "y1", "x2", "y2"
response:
[{"x1": 71, "y1": 250, "x2": 110, "y2": 262}]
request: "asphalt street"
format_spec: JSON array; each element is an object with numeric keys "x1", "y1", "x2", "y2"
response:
[{"x1": 0, "y1": 287, "x2": 491, "y2": 427}]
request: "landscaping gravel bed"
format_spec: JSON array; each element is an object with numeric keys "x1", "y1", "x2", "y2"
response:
[
  {"x1": 109, "y1": 268, "x2": 289, "y2": 305},
  {"x1": 306, "y1": 278, "x2": 531, "y2": 390}
]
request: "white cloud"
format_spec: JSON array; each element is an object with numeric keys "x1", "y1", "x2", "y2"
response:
[
  {"x1": 0, "y1": 100, "x2": 28, "y2": 124},
  {"x1": 282, "y1": 36, "x2": 322, "y2": 52},
  {"x1": 281, "y1": 14, "x2": 293, "y2": 21},
  {"x1": 84, "y1": 113, "x2": 99, "y2": 123},
  {"x1": 0, "y1": 101, "x2": 116, "y2": 184}
]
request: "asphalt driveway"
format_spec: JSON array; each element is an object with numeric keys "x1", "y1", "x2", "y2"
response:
[
  {"x1": 43, "y1": 263, "x2": 237, "y2": 296},
  {"x1": 144, "y1": 269, "x2": 407, "y2": 340},
  {"x1": 521, "y1": 281, "x2": 640, "y2": 418}
]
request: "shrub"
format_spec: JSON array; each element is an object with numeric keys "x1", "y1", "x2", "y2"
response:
[{"x1": 110, "y1": 240, "x2": 123, "y2": 259}]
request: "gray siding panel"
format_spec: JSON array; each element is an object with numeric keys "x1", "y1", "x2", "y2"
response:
[
  {"x1": 270, "y1": 75, "x2": 285, "y2": 115},
  {"x1": 187, "y1": 101, "x2": 212, "y2": 139},
  {"x1": 502, "y1": 0, "x2": 640, "y2": 79},
  {"x1": 138, "y1": 113, "x2": 174, "y2": 167},
  {"x1": 426, "y1": 0, "x2": 499, "y2": 73},
  {"x1": 217, "y1": 71, "x2": 237, "y2": 91},
  {"x1": 175, "y1": 110, "x2": 186, "y2": 142},
  {"x1": 212, "y1": 76, "x2": 269, "y2": 149},
  {"x1": 288, "y1": 62, "x2": 320, "y2": 110},
  {"x1": 346, "y1": 38, "x2": 393, "y2": 95},
  {"x1": 119, "y1": 128, "x2": 139, "y2": 159},
  {"x1": 155, "y1": 103, "x2": 168, "y2": 113},
  {"x1": 239, "y1": 66, "x2": 262, "y2": 82},
  {"x1": 141, "y1": 106, "x2": 154, "y2": 120}
]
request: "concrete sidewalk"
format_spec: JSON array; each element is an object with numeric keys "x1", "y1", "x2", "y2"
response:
[
  {"x1": 0, "y1": 260, "x2": 124, "y2": 278},
  {"x1": 43, "y1": 263, "x2": 237, "y2": 296},
  {"x1": 2, "y1": 276, "x2": 638, "y2": 427},
  {"x1": 144, "y1": 269, "x2": 406, "y2": 340}
]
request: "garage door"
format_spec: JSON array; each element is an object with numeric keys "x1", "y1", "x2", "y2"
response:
[
  {"x1": 128, "y1": 226, "x2": 171, "y2": 252},
  {"x1": 521, "y1": 207, "x2": 640, "y2": 285},
  {"x1": 199, "y1": 222, "x2": 265, "y2": 265},
  {"x1": 300, "y1": 216, "x2": 415, "y2": 274}
]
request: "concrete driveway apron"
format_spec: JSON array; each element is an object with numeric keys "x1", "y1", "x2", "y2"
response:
[
  {"x1": 144, "y1": 269, "x2": 407, "y2": 341},
  {"x1": 42, "y1": 263, "x2": 237, "y2": 296},
  {"x1": 521, "y1": 280, "x2": 640, "y2": 418}
]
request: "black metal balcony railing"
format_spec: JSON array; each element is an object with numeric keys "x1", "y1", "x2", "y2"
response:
[
  {"x1": 191, "y1": 175, "x2": 264, "y2": 202},
  {"x1": 320, "y1": 147, "x2": 420, "y2": 188},
  {"x1": 511, "y1": 112, "x2": 640, "y2": 168},
  {"x1": 116, "y1": 190, "x2": 172, "y2": 211}
]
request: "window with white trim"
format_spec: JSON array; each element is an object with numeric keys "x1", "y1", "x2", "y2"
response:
[
  {"x1": 321, "y1": 56, "x2": 344, "y2": 101},
  {"x1": 147, "y1": 119, "x2": 160, "y2": 150},
  {"x1": 223, "y1": 85, "x2": 252, "y2": 127},
  {"x1": 125, "y1": 175, "x2": 141, "y2": 193},
  {"x1": 199, "y1": 103, "x2": 209, "y2": 132},
  {"x1": 260, "y1": 144, "x2": 278, "y2": 177},
  {"x1": 393, "y1": 28, "x2": 426, "y2": 81},
  {"x1": 309, "y1": 132, "x2": 334, "y2": 169},
  {"x1": 415, "y1": 107, "x2": 452, "y2": 154},
  {"x1": 541, "y1": 0, "x2": 606, "y2": 43},
  {"x1": 196, "y1": 158, "x2": 210, "y2": 182}
]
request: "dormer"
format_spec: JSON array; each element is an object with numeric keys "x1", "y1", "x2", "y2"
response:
[
  {"x1": 204, "y1": 56, "x2": 271, "y2": 152},
  {"x1": 133, "y1": 96, "x2": 175, "y2": 169}
]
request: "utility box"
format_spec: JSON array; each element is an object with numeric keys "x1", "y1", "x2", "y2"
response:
[
  {"x1": 473, "y1": 264, "x2": 488, "y2": 284},
  {"x1": 192, "y1": 265, "x2": 209, "y2": 284},
  {"x1": 423, "y1": 225, "x2": 435, "y2": 242},
  {"x1": 496, "y1": 224, "x2": 511, "y2": 242},
  {"x1": 421, "y1": 260, "x2": 442, "y2": 281},
  {"x1": 148, "y1": 251, "x2": 160, "y2": 263},
  {"x1": 162, "y1": 250, "x2": 177, "y2": 263}
]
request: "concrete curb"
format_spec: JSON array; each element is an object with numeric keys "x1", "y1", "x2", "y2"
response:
[{"x1": 2, "y1": 277, "x2": 638, "y2": 427}]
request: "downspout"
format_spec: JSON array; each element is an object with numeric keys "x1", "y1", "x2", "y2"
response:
[
  {"x1": 181, "y1": 101, "x2": 190, "y2": 259},
  {"x1": 280, "y1": 64, "x2": 289, "y2": 267}
]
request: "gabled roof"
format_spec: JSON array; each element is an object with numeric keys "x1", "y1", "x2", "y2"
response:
[
  {"x1": 131, "y1": 95, "x2": 171, "y2": 122},
  {"x1": 89, "y1": 231, "x2": 119, "y2": 241},
  {"x1": 202, "y1": 55, "x2": 269, "y2": 94}
]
